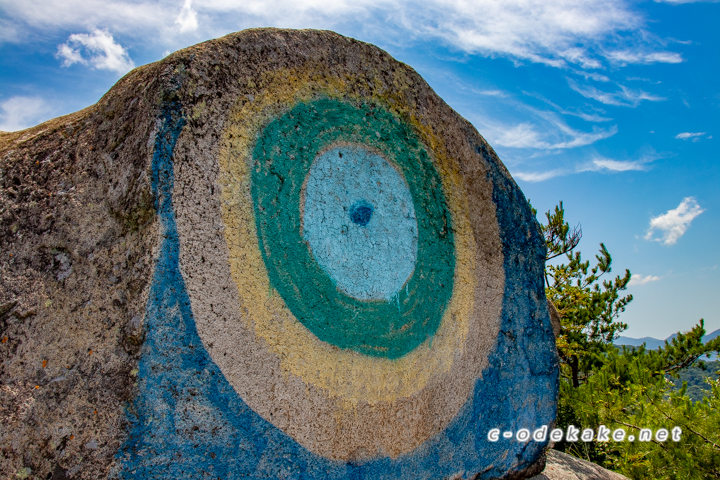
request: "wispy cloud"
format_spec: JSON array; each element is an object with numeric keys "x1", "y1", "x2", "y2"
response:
[
  {"x1": 526, "y1": 91, "x2": 613, "y2": 122},
  {"x1": 606, "y1": 49, "x2": 683, "y2": 65},
  {"x1": 513, "y1": 168, "x2": 568, "y2": 182},
  {"x1": 0, "y1": 17, "x2": 20, "y2": 43},
  {"x1": 579, "y1": 152, "x2": 659, "y2": 172},
  {"x1": 2, "y1": 0, "x2": 684, "y2": 72},
  {"x1": 568, "y1": 79, "x2": 666, "y2": 107},
  {"x1": 489, "y1": 122, "x2": 542, "y2": 149},
  {"x1": 570, "y1": 112, "x2": 613, "y2": 122},
  {"x1": 570, "y1": 69, "x2": 611, "y2": 82},
  {"x1": 1, "y1": 1, "x2": 167, "y2": 39},
  {"x1": 629, "y1": 274, "x2": 661, "y2": 286},
  {"x1": 675, "y1": 131, "x2": 710, "y2": 141},
  {"x1": 536, "y1": 112, "x2": 617, "y2": 149},
  {"x1": 645, "y1": 197, "x2": 704, "y2": 246},
  {"x1": 514, "y1": 152, "x2": 658, "y2": 182},
  {"x1": 585, "y1": 158, "x2": 649, "y2": 172},
  {"x1": 480, "y1": 111, "x2": 617, "y2": 150},
  {"x1": 431, "y1": 70, "x2": 512, "y2": 100},
  {"x1": 0, "y1": 96, "x2": 54, "y2": 131},
  {"x1": 626, "y1": 76, "x2": 661, "y2": 84},
  {"x1": 474, "y1": 89, "x2": 508, "y2": 97},
  {"x1": 57, "y1": 28, "x2": 134, "y2": 74},
  {"x1": 407, "y1": 0, "x2": 644, "y2": 68}
]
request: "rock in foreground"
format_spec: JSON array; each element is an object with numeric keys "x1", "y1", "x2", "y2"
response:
[{"x1": 530, "y1": 450, "x2": 629, "y2": 480}]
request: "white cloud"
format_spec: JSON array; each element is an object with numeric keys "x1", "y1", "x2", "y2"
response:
[
  {"x1": 403, "y1": 0, "x2": 644, "y2": 68},
  {"x1": 513, "y1": 168, "x2": 567, "y2": 182},
  {"x1": 176, "y1": 0, "x2": 199, "y2": 33},
  {"x1": 514, "y1": 152, "x2": 657, "y2": 182},
  {"x1": 645, "y1": 197, "x2": 704, "y2": 246},
  {"x1": 56, "y1": 29, "x2": 134, "y2": 74},
  {"x1": 0, "y1": 96, "x2": 54, "y2": 132},
  {"x1": 675, "y1": 131, "x2": 708, "y2": 142},
  {"x1": 491, "y1": 121, "x2": 616, "y2": 149},
  {"x1": 675, "y1": 132, "x2": 705, "y2": 139},
  {"x1": 0, "y1": 1, "x2": 165, "y2": 33},
  {"x1": 56, "y1": 28, "x2": 134, "y2": 73},
  {"x1": 0, "y1": 17, "x2": 20, "y2": 42},
  {"x1": 629, "y1": 274, "x2": 661, "y2": 286},
  {"x1": 571, "y1": 69, "x2": 611, "y2": 82},
  {"x1": 606, "y1": 49, "x2": 683, "y2": 65},
  {"x1": 587, "y1": 158, "x2": 648, "y2": 172},
  {"x1": 490, "y1": 122, "x2": 542, "y2": 149},
  {"x1": 568, "y1": 78, "x2": 666, "y2": 107},
  {"x1": 57, "y1": 42, "x2": 84, "y2": 65},
  {"x1": 1, "y1": 0, "x2": 683, "y2": 71},
  {"x1": 479, "y1": 111, "x2": 616, "y2": 150},
  {"x1": 474, "y1": 89, "x2": 508, "y2": 97},
  {"x1": 525, "y1": 91, "x2": 613, "y2": 122},
  {"x1": 571, "y1": 111, "x2": 613, "y2": 122},
  {"x1": 536, "y1": 116, "x2": 617, "y2": 149},
  {"x1": 579, "y1": 153, "x2": 659, "y2": 173}
]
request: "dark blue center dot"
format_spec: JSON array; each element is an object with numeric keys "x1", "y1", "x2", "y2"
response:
[
  {"x1": 252, "y1": 98, "x2": 455, "y2": 359},
  {"x1": 350, "y1": 200, "x2": 374, "y2": 226}
]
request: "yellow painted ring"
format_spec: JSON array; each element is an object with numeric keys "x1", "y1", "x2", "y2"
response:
[{"x1": 181, "y1": 67, "x2": 505, "y2": 461}]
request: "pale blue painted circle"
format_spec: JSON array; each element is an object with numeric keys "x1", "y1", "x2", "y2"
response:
[{"x1": 303, "y1": 145, "x2": 418, "y2": 301}]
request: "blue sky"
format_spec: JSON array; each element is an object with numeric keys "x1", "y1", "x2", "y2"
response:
[{"x1": 1, "y1": 0, "x2": 717, "y2": 339}]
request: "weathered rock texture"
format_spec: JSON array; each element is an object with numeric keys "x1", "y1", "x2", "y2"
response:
[
  {"x1": 529, "y1": 450, "x2": 629, "y2": 480},
  {"x1": 1, "y1": 28, "x2": 558, "y2": 479}
]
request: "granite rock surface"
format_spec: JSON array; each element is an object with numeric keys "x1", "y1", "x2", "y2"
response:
[
  {"x1": 529, "y1": 450, "x2": 629, "y2": 480},
  {"x1": 1, "y1": 28, "x2": 558, "y2": 479}
]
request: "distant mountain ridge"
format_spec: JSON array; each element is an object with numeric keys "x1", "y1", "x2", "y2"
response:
[{"x1": 615, "y1": 328, "x2": 720, "y2": 359}]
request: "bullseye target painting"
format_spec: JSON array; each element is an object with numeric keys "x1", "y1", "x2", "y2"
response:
[{"x1": 116, "y1": 30, "x2": 558, "y2": 480}]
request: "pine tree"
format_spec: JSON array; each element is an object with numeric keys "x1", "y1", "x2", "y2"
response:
[
  {"x1": 538, "y1": 201, "x2": 632, "y2": 387},
  {"x1": 538, "y1": 201, "x2": 720, "y2": 479}
]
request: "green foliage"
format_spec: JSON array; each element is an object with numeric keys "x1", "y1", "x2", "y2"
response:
[
  {"x1": 561, "y1": 322, "x2": 720, "y2": 479},
  {"x1": 540, "y1": 201, "x2": 582, "y2": 261},
  {"x1": 540, "y1": 201, "x2": 720, "y2": 479},
  {"x1": 539, "y1": 203, "x2": 632, "y2": 387},
  {"x1": 672, "y1": 360, "x2": 720, "y2": 401}
]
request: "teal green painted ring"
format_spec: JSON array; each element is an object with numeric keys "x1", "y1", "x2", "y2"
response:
[{"x1": 251, "y1": 98, "x2": 454, "y2": 359}]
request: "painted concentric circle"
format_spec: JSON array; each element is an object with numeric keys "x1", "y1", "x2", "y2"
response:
[
  {"x1": 251, "y1": 99, "x2": 455, "y2": 359},
  {"x1": 177, "y1": 69, "x2": 507, "y2": 462}
]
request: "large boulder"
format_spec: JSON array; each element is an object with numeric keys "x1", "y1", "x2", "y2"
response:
[{"x1": 0, "y1": 28, "x2": 557, "y2": 479}]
